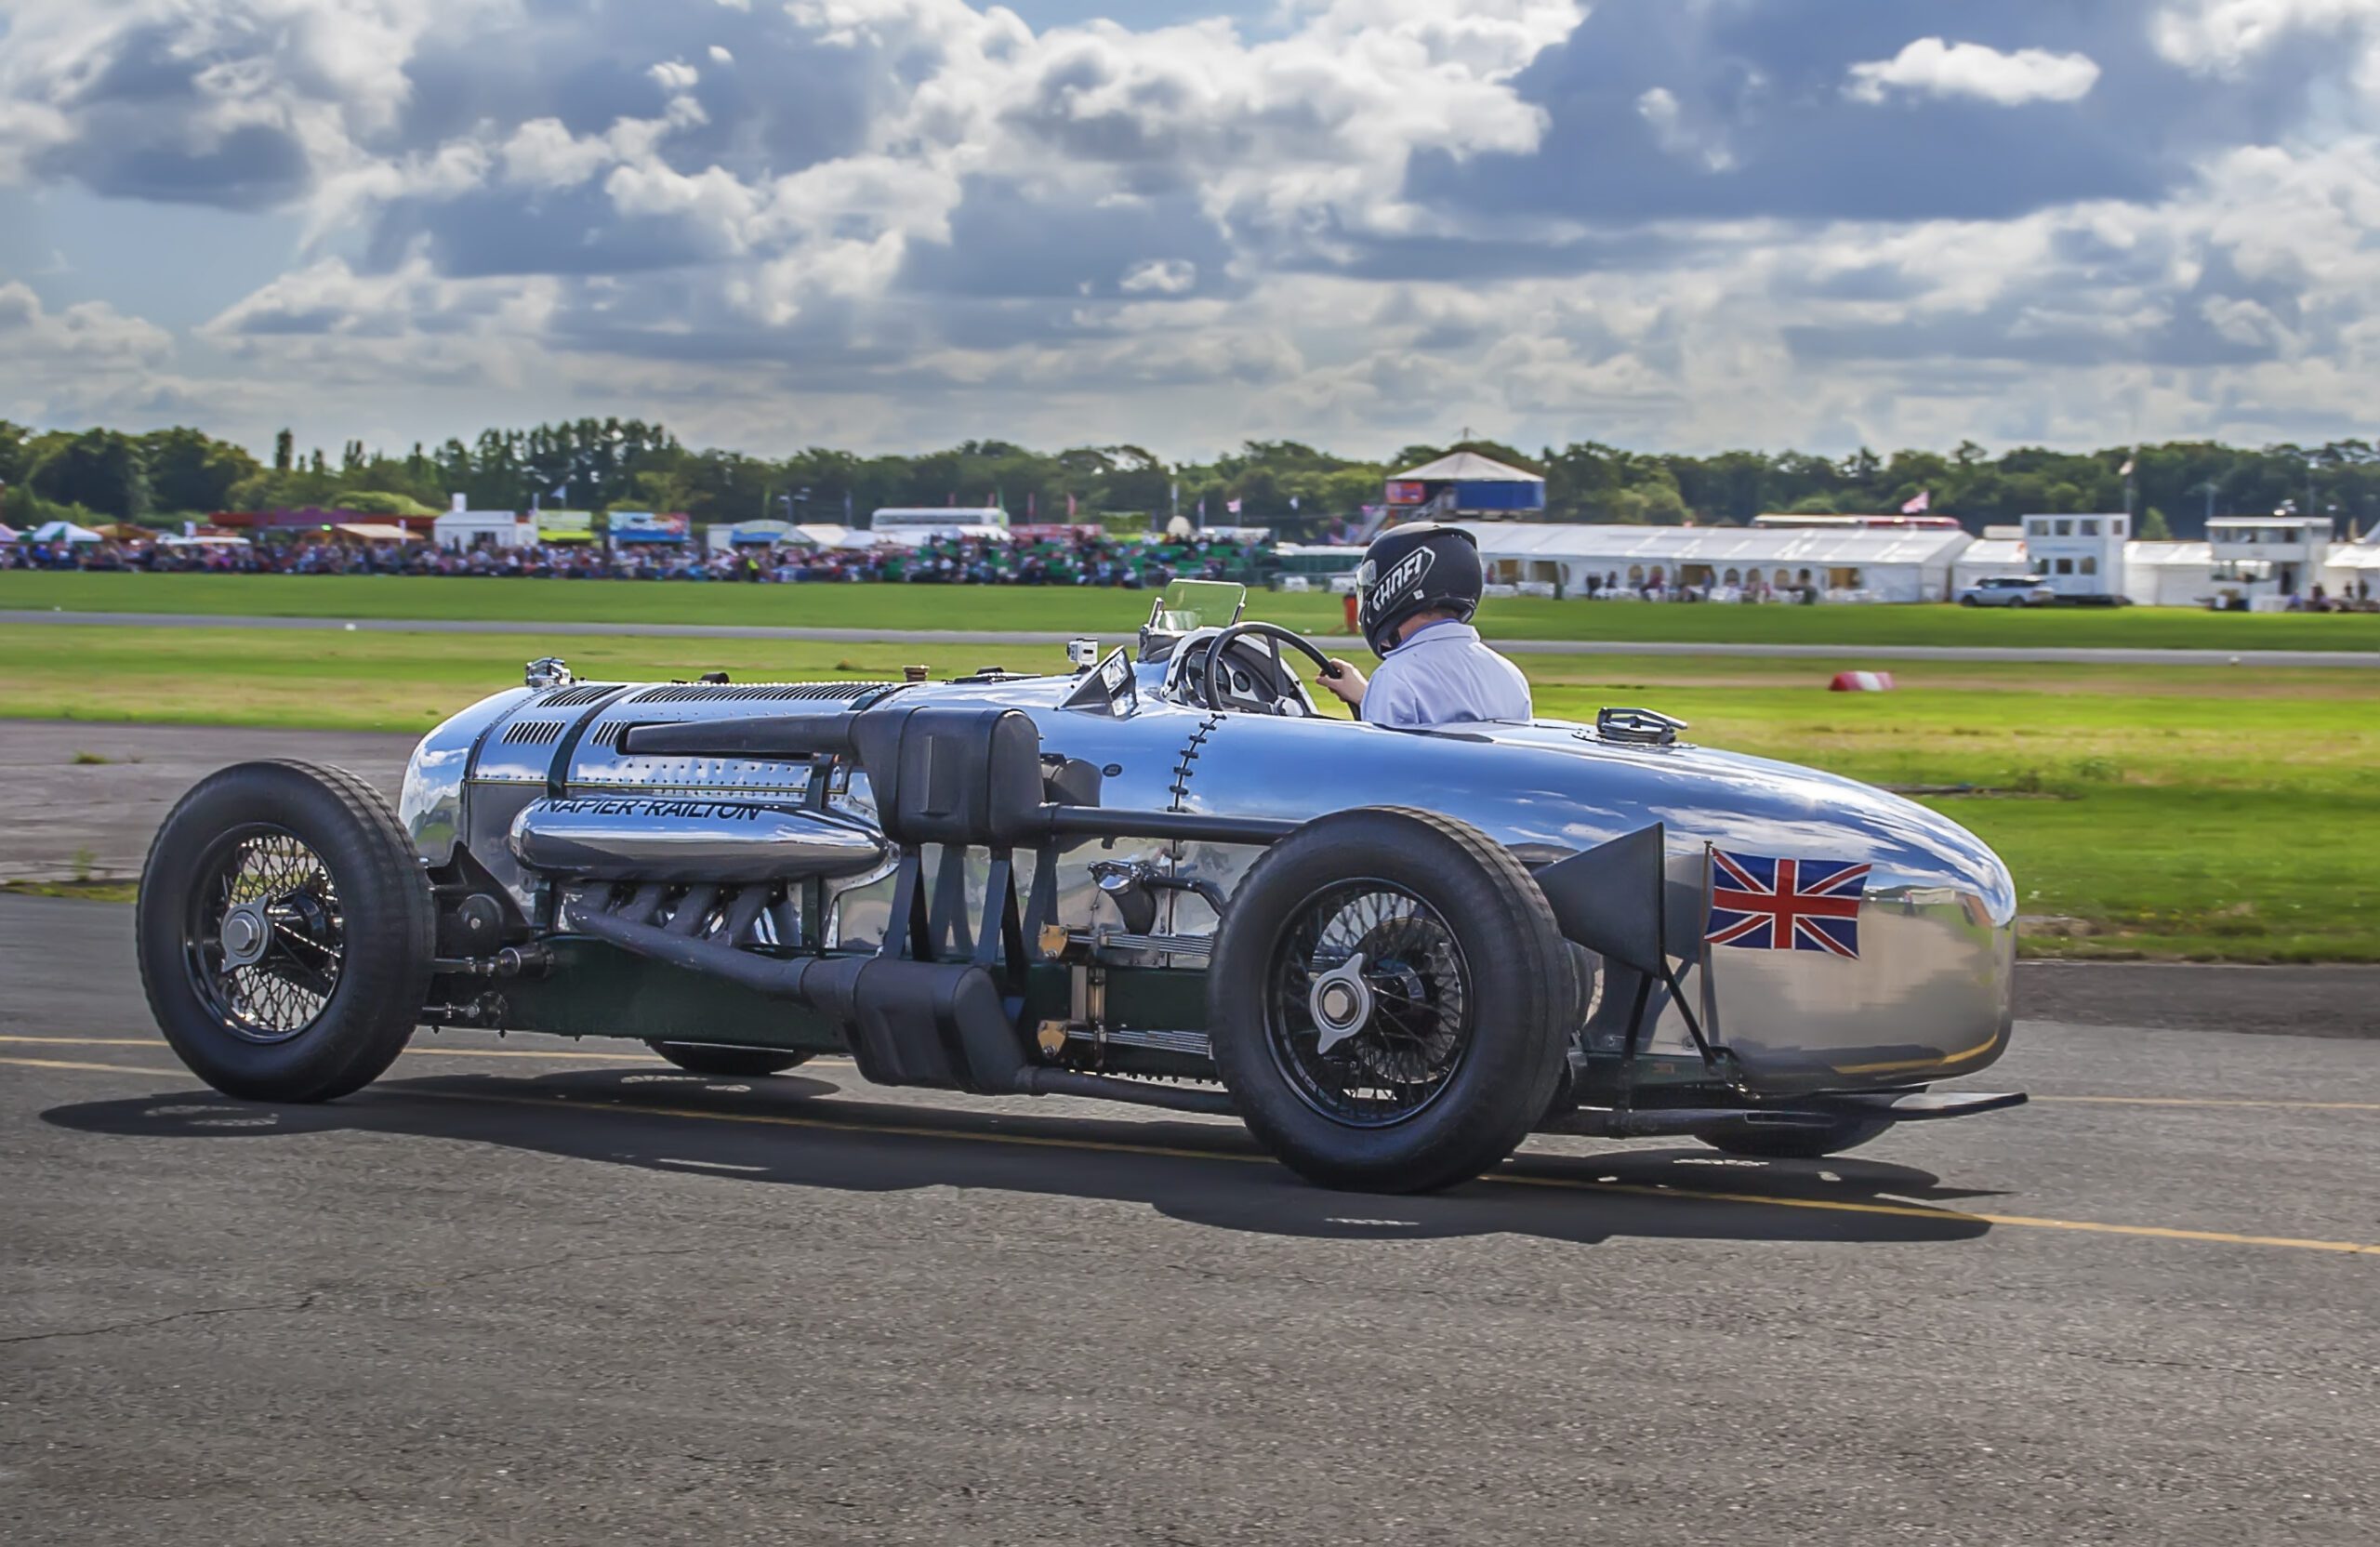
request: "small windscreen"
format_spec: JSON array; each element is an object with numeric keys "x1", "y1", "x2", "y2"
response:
[{"x1": 1145, "y1": 579, "x2": 1247, "y2": 635}]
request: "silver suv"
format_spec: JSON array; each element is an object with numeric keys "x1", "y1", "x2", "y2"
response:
[{"x1": 1957, "y1": 575, "x2": 2056, "y2": 608}]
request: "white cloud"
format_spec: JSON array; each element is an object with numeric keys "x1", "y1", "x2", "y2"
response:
[
  {"x1": 1119, "y1": 258, "x2": 1197, "y2": 295},
  {"x1": 1845, "y1": 38, "x2": 2101, "y2": 107},
  {"x1": 2152, "y1": 0, "x2": 2380, "y2": 72},
  {"x1": 1, "y1": 1, "x2": 2378, "y2": 461},
  {"x1": 0, "y1": 282, "x2": 173, "y2": 362},
  {"x1": 1636, "y1": 86, "x2": 1734, "y2": 172},
  {"x1": 0, "y1": 282, "x2": 208, "y2": 426}
]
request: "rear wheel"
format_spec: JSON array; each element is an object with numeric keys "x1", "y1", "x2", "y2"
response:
[
  {"x1": 644, "y1": 1041, "x2": 813, "y2": 1078},
  {"x1": 137, "y1": 761, "x2": 433, "y2": 1102},
  {"x1": 1695, "y1": 1117, "x2": 1892, "y2": 1160},
  {"x1": 1208, "y1": 808, "x2": 1569, "y2": 1193}
]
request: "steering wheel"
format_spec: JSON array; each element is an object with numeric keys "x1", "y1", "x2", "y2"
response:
[{"x1": 1201, "y1": 621, "x2": 1339, "y2": 717}]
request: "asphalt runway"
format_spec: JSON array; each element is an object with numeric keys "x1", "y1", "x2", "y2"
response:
[
  {"x1": 6, "y1": 606, "x2": 2376, "y2": 667},
  {"x1": 2, "y1": 893, "x2": 2375, "y2": 1546}
]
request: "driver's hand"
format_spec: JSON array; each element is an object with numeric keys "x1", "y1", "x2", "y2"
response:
[{"x1": 1318, "y1": 658, "x2": 1367, "y2": 709}]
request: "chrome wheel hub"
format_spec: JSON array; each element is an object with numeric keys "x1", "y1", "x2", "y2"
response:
[
  {"x1": 1309, "y1": 951, "x2": 1373, "y2": 1055},
  {"x1": 186, "y1": 827, "x2": 347, "y2": 1044},
  {"x1": 218, "y1": 901, "x2": 271, "y2": 967}
]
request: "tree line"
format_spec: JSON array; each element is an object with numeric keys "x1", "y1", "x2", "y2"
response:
[{"x1": 4, "y1": 418, "x2": 2375, "y2": 543}]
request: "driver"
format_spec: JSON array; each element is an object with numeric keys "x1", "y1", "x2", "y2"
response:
[{"x1": 1318, "y1": 523, "x2": 1532, "y2": 728}]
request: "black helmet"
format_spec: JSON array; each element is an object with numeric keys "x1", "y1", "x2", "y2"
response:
[{"x1": 1355, "y1": 522, "x2": 1483, "y2": 656}]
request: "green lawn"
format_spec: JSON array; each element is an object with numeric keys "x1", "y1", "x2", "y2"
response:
[
  {"x1": 7, "y1": 569, "x2": 2380, "y2": 651},
  {"x1": 7, "y1": 621, "x2": 2373, "y2": 962}
]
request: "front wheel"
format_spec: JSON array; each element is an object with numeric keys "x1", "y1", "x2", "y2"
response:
[
  {"x1": 1695, "y1": 1117, "x2": 1892, "y2": 1160},
  {"x1": 137, "y1": 760, "x2": 434, "y2": 1103},
  {"x1": 644, "y1": 1041, "x2": 813, "y2": 1078},
  {"x1": 1207, "y1": 807, "x2": 1571, "y2": 1193}
]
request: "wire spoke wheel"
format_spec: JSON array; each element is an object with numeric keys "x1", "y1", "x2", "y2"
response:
[
  {"x1": 181, "y1": 826, "x2": 347, "y2": 1044},
  {"x1": 1264, "y1": 879, "x2": 1473, "y2": 1128},
  {"x1": 1208, "y1": 807, "x2": 1568, "y2": 1193},
  {"x1": 141, "y1": 760, "x2": 432, "y2": 1103}
]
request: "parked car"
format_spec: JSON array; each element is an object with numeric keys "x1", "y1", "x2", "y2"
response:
[
  {"x1": 1958, "y1": 575, "x2": 2056, "y2": 607},
  {"x1": 135, "y1": 580, "x2": 2023, "y2": 1194}
]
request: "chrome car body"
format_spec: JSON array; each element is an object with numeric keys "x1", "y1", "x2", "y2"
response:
[{"x1": 401, "y1": 595, "x2": 2016, "y2": 1102}]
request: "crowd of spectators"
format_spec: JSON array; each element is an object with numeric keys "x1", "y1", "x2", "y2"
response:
[{"x1": 0, "y1": 525, "x2": 1276, "y2": 588}]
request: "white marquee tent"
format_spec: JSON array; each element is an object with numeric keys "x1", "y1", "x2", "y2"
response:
[
  {"x1": 2321, "y1": 535, "x2": 2380, "y2": 591},
  {"x1": 2122, "y1": 541, "x2": 2215, "y2": 607},
  {"x1": 1950, "y1": 536, "x2": 2033, "y2": 592},
  {"x1": 1457, "y1": 522, "x2": 1975, "y2": 602}
]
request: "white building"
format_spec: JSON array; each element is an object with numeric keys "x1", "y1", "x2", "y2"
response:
[
  {"x1": 1458, "y1": 522, "x2": 1974, "y2": 602},
  {"x1": 869, "y1": 505, "x2": 1008, "y2": 539},
  {"x1": 2205, "y1": 515, "x2": 2334, "y2": 608},
  {"x1": 432, "y1": 494, "x2": 532, "y2": 550},
  {"x1": 2019, "y1": 512, "x2": 2129, "y2": 599}
]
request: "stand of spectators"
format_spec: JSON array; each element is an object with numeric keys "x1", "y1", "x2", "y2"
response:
[{"x1": 2, "y1": 525, "x2": 1276, "y2": 589}]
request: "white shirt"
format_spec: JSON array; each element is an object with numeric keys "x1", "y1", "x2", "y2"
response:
[{"x1": 1361, "y1": 620, "x2": 1534, "y2": 729}]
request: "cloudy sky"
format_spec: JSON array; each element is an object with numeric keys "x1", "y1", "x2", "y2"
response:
[{"x1": 2, "y1": 0, "x2": 2376, "y2": 462}]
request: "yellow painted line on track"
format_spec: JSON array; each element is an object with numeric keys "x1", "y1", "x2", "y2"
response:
[
  {"x1": 0, "y1": 1034, "x2": 853, "y2": 1067},
  {"x1": 0, "y1": 1033, "x2": 662, "y2": 1064},
  {"x1": 2, "y1": 1055, "x2": 188, "y2": 1077},
  {"x1": 2034, "y1": 1094, "x2": 2380, "y2": 1113},
  {"x1": 7, "y1": 1053, "x2": 2373, "y2": 1258}
]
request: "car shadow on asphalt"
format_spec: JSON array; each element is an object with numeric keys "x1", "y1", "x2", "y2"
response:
[{"x1": 44, "y1": 1066, "x2": 2003, "y2": 1249}]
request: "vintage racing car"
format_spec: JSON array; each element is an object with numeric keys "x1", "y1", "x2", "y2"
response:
[{"x1": 137, "y1": 581, "x2": 2025, "y2": 1192}]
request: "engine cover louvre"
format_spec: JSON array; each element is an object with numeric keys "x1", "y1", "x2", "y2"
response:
[{"x1": 626, "y1": 681, "x2": 897, "y2": 705}]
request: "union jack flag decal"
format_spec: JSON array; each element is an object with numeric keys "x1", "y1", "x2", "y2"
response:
[{"x1": 1705, "y1": 851, "x2": 1870, "y2": 958}]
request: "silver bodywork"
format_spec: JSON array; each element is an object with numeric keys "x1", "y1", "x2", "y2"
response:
[{"x1": 403, "y1": 648, "x2": 2016, "y2": 1095}]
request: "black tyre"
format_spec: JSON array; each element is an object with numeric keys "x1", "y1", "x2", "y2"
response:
[
  {"x1": 1207, "y1": 807, "x2": 1570, "y2": 1193},
  {"x1": 1958, "y1": 594, "x2": 1978, "y2": 606},
  {"x1": 644, "y1": 1041, "x2": 813, "y2": 1078},
  {"x1": 1695, "y1": 1117, "x2": 1892, "y2": 1160},
  {"x1": 137, "y1": 760, "x2": 433, "y2": 1103}
]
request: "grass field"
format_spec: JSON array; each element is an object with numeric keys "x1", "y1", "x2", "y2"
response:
[
  {"x1": 5, "y1": 621, "x2": 2373, "y2": 962},
  {"x1": 7, "y1": 570, "x2": 2380, "y2": 651}
]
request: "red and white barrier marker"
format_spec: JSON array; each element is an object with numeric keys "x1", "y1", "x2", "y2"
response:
[{"x1": 1828, "y1": 670, "x2": 1896, "y2": 693}]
